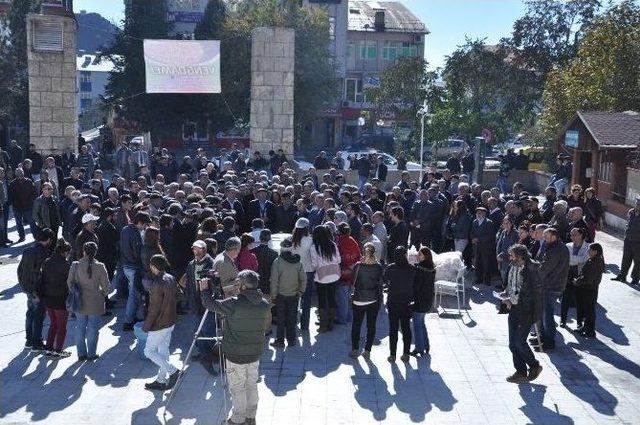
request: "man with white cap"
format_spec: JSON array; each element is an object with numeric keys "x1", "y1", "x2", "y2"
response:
[
  {"x1": 613, "y1": 196, "x2": 640, "y2": 285},
  {"x1": 72, "y1": 213, "x2": 99, "y2": 261},
  {"x1": 181, "y1": 239, "x2": 217, "y2": 375}
]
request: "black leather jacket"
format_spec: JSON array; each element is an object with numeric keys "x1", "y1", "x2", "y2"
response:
[{"x1": 352, "y1": 262, "x2": 383, "y2": 304}]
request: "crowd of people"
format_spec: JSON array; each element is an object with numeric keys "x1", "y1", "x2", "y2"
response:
[{"x1": 4, "y1": 137, "x2": 637, "y2": 424}]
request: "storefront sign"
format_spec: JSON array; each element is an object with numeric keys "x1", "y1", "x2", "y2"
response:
[{"x1": 565, "y1": 130, "x2": 579, "y2": 148}]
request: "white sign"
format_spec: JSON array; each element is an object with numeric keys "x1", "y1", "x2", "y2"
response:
[{"x1": 143, "y1": 39, "x2": 221, "y2": 94}]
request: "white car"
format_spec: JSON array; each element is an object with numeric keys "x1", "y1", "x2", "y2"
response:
[{"x1": 340, "y1": 150, "x2": 422, "y2": 171}]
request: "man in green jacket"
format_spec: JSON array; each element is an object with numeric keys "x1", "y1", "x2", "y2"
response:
[
  {"x1": 200, "y1": 270, "x2": 270, "y2": 425},
  {"x1": 269, "y1": 237, "x2": 306, "y2": 348}
]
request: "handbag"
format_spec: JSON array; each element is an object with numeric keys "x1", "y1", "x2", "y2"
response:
[{"x1": 66, "y1": 262, "x2": 83, "y2": 312}]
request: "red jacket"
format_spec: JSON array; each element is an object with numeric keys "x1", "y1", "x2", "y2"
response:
[
  {"x1": 238, "y1": 247, "x2": 258, "y2": 272},
  {"x1": 337, "y1": 234, "x2": 361, "y2": 287}
]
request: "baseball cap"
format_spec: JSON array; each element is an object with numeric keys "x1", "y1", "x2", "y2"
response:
[{"x1": 81, "y1": 213, "x2": 99, "y2": 224}]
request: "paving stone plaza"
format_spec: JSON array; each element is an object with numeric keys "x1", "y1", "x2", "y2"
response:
[{"x1": 1, "y1": 220, "x2": 639, "y2": 425}]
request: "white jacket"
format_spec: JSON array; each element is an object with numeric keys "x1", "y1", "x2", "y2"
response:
[
  {"x1": 292, "y1": 235, "x2": 314, "y2": 273},
  {"x1": 309, "y1": 243, "x2": 341, "y2": 284}
]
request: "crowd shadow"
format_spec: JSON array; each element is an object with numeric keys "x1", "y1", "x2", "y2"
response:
[
  {"x1": 0, "y1": 283, "x2": 23, "y2": 301},
  {"x1": 547, "y1": 334, "x2": 617, "y2": 416},
  {"x1": 518, "y1": 385, "x2": 574, "y2": 424},
  {"x1": 594, "y1": 304, "x2": 629, "y2": 345},
  {"x1": 604, "y1": 263, "x2": 620, "y2": 275},
  {"x1": 567, "y1": 339, "x2": 640, "y2": 381},
  {"x1": 350, "y1": 355, "x2": 457, "y2": 423},
  {"x1": 0, "y1": 304, "x2": 162, "y2": 422}
]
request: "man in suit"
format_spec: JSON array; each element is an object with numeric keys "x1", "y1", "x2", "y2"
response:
[
  {"x1": 373, "y1": 155, "x2": 388, "y2": 182},
  {"x1": 470, "y1": 207, "x2": 496, "y2": 286},
  {"x1": 247, "y1": 187, "x2": 276, "y2": 229},
  {"x1": 274, "y1": 192, "x2": 297, "y2": 233}
]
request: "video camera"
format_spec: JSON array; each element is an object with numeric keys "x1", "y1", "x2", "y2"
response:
[{"x1": 197, "y1": 268, "x2": 224, "y2": 300}]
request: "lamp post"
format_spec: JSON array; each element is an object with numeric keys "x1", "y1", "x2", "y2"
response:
[{"x1": 418, "y1": 102, "x2": 432, "y2": 183}]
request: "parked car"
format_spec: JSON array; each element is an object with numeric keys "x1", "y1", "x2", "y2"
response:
[
  {"x1": 347, "y1": 133, "x2": 395, "y2": 152},
  {"x1": 341, "y1": 150, "x2": 422, "y2": 171},
  {"x1": 422, "y1": 138, "x2": 468, "y2": 160}
]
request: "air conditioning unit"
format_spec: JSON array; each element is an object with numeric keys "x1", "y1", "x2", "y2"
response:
[
  {"x1": 341, "y1": 100, "x2": 351, "y2": 108},
  {"x1": 414, "y1": 35, "x2": 422, "y2": 43},
  {"x1": 33, "y1": 21, "x2": 63, "y2": 52}
]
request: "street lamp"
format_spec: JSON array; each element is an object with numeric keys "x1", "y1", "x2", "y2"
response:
[{"x1": 417, "y1": 102, "x2": 432, "y2": 182}]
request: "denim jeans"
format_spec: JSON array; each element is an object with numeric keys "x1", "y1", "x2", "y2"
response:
[
  {"x1": 508, "y1": 311, "x2": 539, "y2": 374},
  {"x1": 144, "y1": 325, "x2": 178, "y2": 384},
  {"x1": 193, "y1": 312, "x2": 217, "y2": 356},
  {"x1": 75, "y1": 313, "x2": 100, "y2": 358},
  {"x1": 299, "y1": 272, "x2": 315, "y2": 330},
  {"x1": 554, "y1": 178, "x2": 569, "y2": 196},
  {"x1": 540, "y1": 291, "x2": 562, "y2": 348},
  {"x1": 13, "y1": 208, "x2": 33, "y2": 240},
  {"x1": 0, "y1": 203, "x2": 9, "y2": 242},
  {"x1": 496, "y1": 176, "x2": 509, "y2": 194},
  {"x1": 358, "y1": 175, "x2": 368, "y2": 191},
  {"x1": 123, "y1": 265, "x2": 140, "y2": 323},
  {"x1": 335, "y1": 285, "x2": 353, "y2": 324},
  {"x1": 133, "y1": 322, "x2": 148, "y2": 359},
  {"x1": 25, "y1": 294, "x2": 45, "y2": 347},
  {"x1": 412, "y1": 312, "x2": 429, "y2": 353},
  {"x1": 454, "y1": 239, "x2": 468, "y2": 253}
]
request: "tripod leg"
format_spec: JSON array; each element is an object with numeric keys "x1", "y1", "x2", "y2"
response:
[{"x1": 165, "y1": 310, "x2": 210, "y2": 414}]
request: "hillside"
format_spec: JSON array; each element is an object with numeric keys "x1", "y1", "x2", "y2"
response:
[{"x1": 76, "y1": 11, "x2": 118, "y2": 53}]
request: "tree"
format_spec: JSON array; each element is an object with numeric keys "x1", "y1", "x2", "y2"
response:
[
  {"x1": 193, "y1": 0, "x2": 235, "y2": 131},
  {"x1": 539, "y1": 0, "x2": 640, "y2": 142},
  {"x1": 0, "y1": 0, "x2": 42, "y2": 135},
  {"x1": 221, "y1": 0, "x2": 339, "y2": 142},
  {"x1": 364, "y1": 57, "x2": 440, "y2": 153},
  {"x1": 439, "y1": 39, "x2": 540, "y2": 144},
  {"x1": 103, "y1": 0, "x2": 180, "y2": 137},
  {"x1": 506, "y1": 0, "x2": 602, "y2": 93}
]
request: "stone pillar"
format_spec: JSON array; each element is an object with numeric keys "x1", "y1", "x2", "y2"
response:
[
  {"x1": 250, "y1": 27, "x2": 295, "y2": 156},
  {"x1": 27, "y1": 13, "x2": 77, "y2": 155}
]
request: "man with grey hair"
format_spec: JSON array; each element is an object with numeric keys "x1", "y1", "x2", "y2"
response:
[
  {"x1": 214, "y1": 236, "x2": 241, "y2": 297},
  {"x1": 200, "y1": 270, "x2": 270, "y2": 425},
  {"x1": 548, "y1": 201, "x2": 569, "y2": 242}
]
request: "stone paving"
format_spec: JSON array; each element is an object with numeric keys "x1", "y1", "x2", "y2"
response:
[{"x1": 1, "y1": 219, "x2": 640, "y2": 425}]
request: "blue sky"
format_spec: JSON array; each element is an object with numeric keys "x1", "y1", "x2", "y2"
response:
[{"x1": 73, "y1": 0, "x2": 527, "y2": 70}]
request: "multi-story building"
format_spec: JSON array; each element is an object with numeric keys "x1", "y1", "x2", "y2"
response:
[
  {"x1": 76, "y1": 52, "x2": 116, "y2": 131},
  {"x1": 304, "y1": 0, "x2": 427, "y2": 149}
]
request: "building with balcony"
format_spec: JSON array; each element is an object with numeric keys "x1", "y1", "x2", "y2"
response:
[{"x1": 305, "y1": 0, "x2": 428, "y2": 149}]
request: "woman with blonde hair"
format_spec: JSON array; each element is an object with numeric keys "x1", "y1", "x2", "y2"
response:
[{"x1": 349, "y1": 242, "x2": 383, "y2": 359}]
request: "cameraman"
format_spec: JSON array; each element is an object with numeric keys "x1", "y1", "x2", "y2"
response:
[
  {"x1": 181, "y1": 240, "x2": 217, "y2": 375},
  {"x1": 199, "y1": 270, "x2": 270, "y2": 425}
]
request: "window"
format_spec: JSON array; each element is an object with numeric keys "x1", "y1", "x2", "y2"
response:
[
  {"x1": 599, "y1": 161, "x2": 613, "y2": 183},
  {"x1": 80, "y1": 71, "x2": 91, "y2": 83},
  {"x1": 345, "y1": 78, "x2": 364, "y2": 103},
  {"x1": 80, "y1": 97, "x2": 92, "y2": 111},
  {"x1": 382, "y1": 41, "x2": 398, "y2": 60},
  {"x1": 399, "y1": 43, "x2": 418, "y2": 58},
  {"x1": 347, "y1": 42, "x2": 355, "y2": 58},
  {"x1": 359, "y1": 41, "x2": 377, "y2": 59}
]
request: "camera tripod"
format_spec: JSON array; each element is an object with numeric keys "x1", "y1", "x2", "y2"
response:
[{"x1": 164, "y1": 309, "x2": 229, "y2": 424}]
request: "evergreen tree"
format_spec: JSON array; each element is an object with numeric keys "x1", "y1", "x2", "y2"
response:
[{"x1": 0, "y1": 0, "x2": 42, "y2": 136}]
